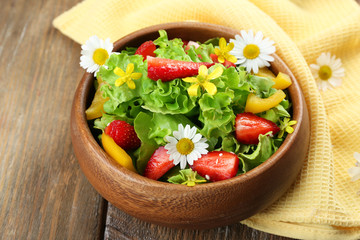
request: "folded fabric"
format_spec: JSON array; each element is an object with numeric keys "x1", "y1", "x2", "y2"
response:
[{"x1": 53, "y1": 0, "x2": 360, "y2": 239}]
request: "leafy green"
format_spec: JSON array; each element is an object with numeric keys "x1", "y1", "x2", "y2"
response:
[
  {"x1": 148, "y1": 113, "x2": 195, "y2": 146},
  {"x1": 239, "y1": 133, "x2": 278, "y2": 172},
  {"x1": 259, "y1": 103, "x2": 290, "y2": 124},
  {"x1": 133, "y1": 112, "x2": 159, "y2": 174},
  {"x1": 248, "y1": 75, "x2": 275, "y2": 98},
  {"x1": 153, "y1": 30, "x2": 191, "y2": 61},
  {"x1": 94, "y1": 113, "x2": 120, "y2": 131},
  {"x1": 99, "y1": 53, "x2": 147, "y2": 113},
  {"x1": 141, "y1": 78, "x2": 197, "y2": 115}
]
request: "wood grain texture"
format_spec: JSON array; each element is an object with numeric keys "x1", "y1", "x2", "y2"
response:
[
  {"x1": 105, "y1": 203, "x2": 296, "y2": 240},
  {"x1": 0, "y1": 0, "x2": 106, "y2": 239}
]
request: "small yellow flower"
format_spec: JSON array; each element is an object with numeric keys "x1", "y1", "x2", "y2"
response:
[
  {"x1": 114, "y1": 63, "x2": 142, "y2": 89},
  {"x1": 182, "y1": 65, "x2": 223, "y2": 97},
  {"x1": 278, "y1": 118, "x2": 297, "y2": 138},
  {"x1": 182, "y1": 170, "x2": 207, "y2": 187},
  {"x1": 214, "y1": 38, "x2": 237, "y2": 63}
]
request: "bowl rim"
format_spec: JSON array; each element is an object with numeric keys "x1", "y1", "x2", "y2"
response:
[{"x1": 74, "y1": 21, "x2": 307, "y2": 192}]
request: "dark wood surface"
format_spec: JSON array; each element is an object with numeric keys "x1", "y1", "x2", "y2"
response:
[{"x1": 3, "y1": 0, "x2": 357, "y2": 239}]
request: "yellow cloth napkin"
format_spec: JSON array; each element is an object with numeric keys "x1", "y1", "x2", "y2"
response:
[{"x1": 53, "y1": 0, "x2": 360, "y2": 239}]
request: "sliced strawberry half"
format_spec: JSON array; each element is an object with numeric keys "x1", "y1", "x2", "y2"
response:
[
  {"x1": 104, "y1": 120, "x2": 141, "y2": 150},
  {"x1": 210, "y1": 53, "x2": 236, "y2": 68},
  {"x1": 147, "y1": 56, "x2": 214, "y2": 81},
  {"x1": 235, "y1": 112, "x2": 280, "y2": 145},
  {"x1": 191, "y1": 151, "x2": 239, "y2": 182},
  {"x1": 135, "y1": 41, "x2": 156, "y2": 60},
  {"x1": 143, "y1": 146, "x2": 175, "y2": 180},
  {"x1": 184, "y1": 40, "x2": 200, "y2": 51}
]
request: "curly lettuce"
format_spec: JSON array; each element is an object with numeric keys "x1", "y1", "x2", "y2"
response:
[{"x1": 89, "y1": 30, "x2": 293, "y2": 176}]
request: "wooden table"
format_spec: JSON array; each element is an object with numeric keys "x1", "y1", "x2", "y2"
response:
[{"x1": 4, "y1": 0, "x2": 357, "y2": 239}]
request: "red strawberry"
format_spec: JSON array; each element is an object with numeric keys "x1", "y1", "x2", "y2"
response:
[
  {"x1": 210, "y1": 53, "x2": 236, "y2": 68},
  {"x1": 143, "y1": 146, "x2": 175, "y2": 180},
  {"x1": 104, "y1": 120, "x2": 141, "y2": 150},
  {"x1": 147, "y1": 56, "x2": 214, "y2": 81},
  {"x1": 184, "y1": 40, "x2": 200, "y2": 51},
  {"x1": 135, "y1": 41, "x2": 156, "y2": 60},
  {"x1": 191, "y1": 151, "x2": 239, "y2": 182},
  {"x1": 235, "y1": 112, "x2": 280, "y2": 145}
]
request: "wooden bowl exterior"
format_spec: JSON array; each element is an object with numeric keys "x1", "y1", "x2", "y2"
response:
[{"x1": 71, "y1": 22, "x2": 310, "y2": 229}]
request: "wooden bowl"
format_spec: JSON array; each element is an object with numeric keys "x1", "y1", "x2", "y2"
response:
[{"x1": 71, "y1": 22, "x2": 310, "y2": 229}]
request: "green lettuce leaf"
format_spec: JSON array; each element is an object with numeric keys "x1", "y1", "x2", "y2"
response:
[
  {"x1": 259, "y1": 103, "x2": 291, "y2": 124},
  {"x1": 133, "y1": 112, "x2": 159, "y2": 174},
  {"x1": 248, "y1": 75, "x2": 275, "y2": 98},
  {"x1": 141, "y1": 78, "x2": 197, "y2": 115},
  {"x1": 148, "y1": 113, "x2": 195, "y2": 146},
  {"x1": 198, "y1": 91, "x2": 235, "y2": 140},
  {"x1": 93, "y1": 113, "x2": 120, "y2": 131},
  {"x1": 153, "y1": 30, "x2": 191, "y2": 61},
  {"x1": 99, "y1": 53, "x2": 147, "y2": 113},
  {"x1": 239, "y1": 133, "x2": 278, "y2": 172}
]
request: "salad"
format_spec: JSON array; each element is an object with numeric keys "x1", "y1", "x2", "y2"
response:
[{"x1": 82, "y1": 30, "x2": 296, "y2": 186}]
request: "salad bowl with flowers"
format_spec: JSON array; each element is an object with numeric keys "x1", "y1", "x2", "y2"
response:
[{"x1": 71, "y1": 22, "x2": 309, "y2": 229}]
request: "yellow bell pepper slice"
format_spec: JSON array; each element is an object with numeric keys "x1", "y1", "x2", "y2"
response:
[
  {"x1": 256, "y1": 67, "x2": 276, "y2": 80},
  {"x1": 256, "y1": 68, "x2": 292, "y2": 90},
  {"x1": 245, "y1": 90, "x2": 286, "y2": 114},
  {"x1": 273, "y1": 72, "x2": 292, "y2": 90},
  {"x1": 101, "y1": 133, "x2": 137, "y2": 172},
  {"x1": 85, "y1": 77, "x2": 109, "y2": 120}
]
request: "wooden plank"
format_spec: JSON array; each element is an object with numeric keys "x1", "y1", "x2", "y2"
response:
[
  {"x1": 0, "y1": 0, "x2": 106, "y2": 239},
  {"x1": 104, "y1": 203, "x2": 295, "y2": 240}
]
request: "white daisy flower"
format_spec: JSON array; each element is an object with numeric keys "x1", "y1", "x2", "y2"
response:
[
  {"x1": 348, "y1": 152, "x2": 360, "y2": 182},
  {"x1": 80, "y1": 36, "x2": 113, "y2": 76},
  {"x1": 165, "y1": 124, "x2": 209, "y2": 169},
  {"x1": 230, "y1": 30, "x2": 276, "y2": 73},
  {"x1": 310, "y1": 52, "x2": 345, "y2": 91}
]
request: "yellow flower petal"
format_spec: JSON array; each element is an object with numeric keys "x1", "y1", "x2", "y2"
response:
[
  {"x1": 217, "y1": 55, "x2": 225, "y2": 63},
  {"x1": 115, "y1": 77, "x2": 126, "y2": 87},
  {"x1": 225, "y1": 42, "x2": 234, "y2": 52},
  {"x1": 188, "y1": 84, "x2": 200, "y2": 96},
  {"x1": 114, "y1": 67, "x2": 125, "y2": 76},
  {"x1": 202, "y1": 81, "x2": 217, "y2": 95},
  {"x1": 289, "y1": 120, "x2": 297, "y2": 125},
  {"x1": 183, "y1": 77, "x2": 198, "y2": 83},
  {"x1": 286, "y1": 126, "x2": 294, "y2": 134},
  {"x1": 131, "y1": 72, "x2": 142, "y2": 80},
  {"x1": 126, "y1": 63, "x2": 134, "y2": 74},
  {"x1": 214, "y1": 48, "x2": 221, "y2": 56},
  {"x1": 208, "y1": 66, "x2": 223, "y2": 79},
  {"x1": 219, "y1": 37, "x2": 226, "y2": 49},
  {"x1": 227, "y1": 54, "x2": 238, "y2": 63},
  {"x1": 198, "y1": 65, "x2": 208, "y2": 77},
  {"x1": 126, "y1": 79, "x2": 136, "y2": 89}
]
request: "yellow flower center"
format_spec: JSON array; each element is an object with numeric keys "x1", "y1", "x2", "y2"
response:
[
  {"x1": 243, "y1": 44, "x2": 260, "y2": 59},
  {"x1": 176, "y1": 138, "x2": 194, "y2": 155},
  {"x1": 93, "y1": 48, "x2": 109, "y2": 65},
  {"x1": 318, "y1": 65, "x2": 332, "y2": 80}
]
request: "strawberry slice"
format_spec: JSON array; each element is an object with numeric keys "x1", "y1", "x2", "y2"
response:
[
  {"x1": 135, "y1": 41, "x2": 156, "y2": 60},
  {"x1": 191, "y1": 151, "x2": 239, "y2": 182},
  {"x1": 235, "y1": 112, "x2": 280, "y2": 145},
  {"x1": 210, "y1": 53, "x2": 236, "y2": 68},
  {"x1": 147, "y1": 56, "x2": 214, "y2": 81},
  {"x1": 184, "y1": 40, "x2": 200, "y2": 51},
  {"x1": 143, "y1": 146, "x2": 175, "y2": 180},
  {"x1": 104, "y1": 120, "x2": 141, "y2": 151}
]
